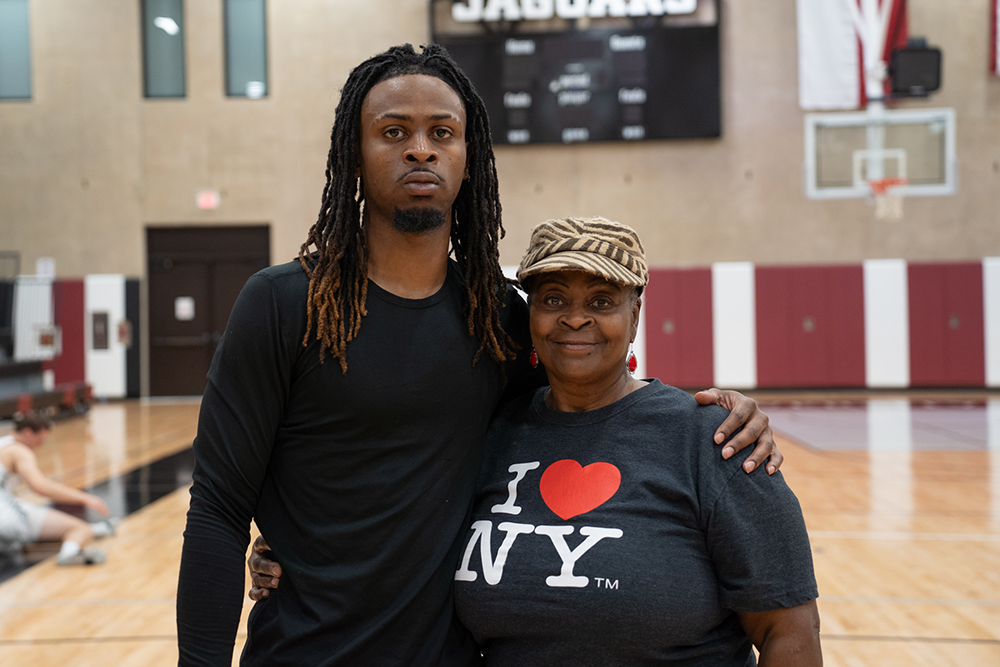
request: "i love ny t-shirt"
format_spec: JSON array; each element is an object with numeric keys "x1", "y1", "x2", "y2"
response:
[{"x1": 452, "y1": 380, "x2": 817, "y2": 666}]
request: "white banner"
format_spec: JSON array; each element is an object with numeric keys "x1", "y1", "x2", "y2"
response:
[
  {"x1": 797, "y1": 0, "x2": 907, "y2": 110},
  {"x1": 796, "y1": 0, "x2": 861, "y2": 110}
]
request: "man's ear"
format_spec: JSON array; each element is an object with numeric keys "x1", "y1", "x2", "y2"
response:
[{"x1": 464, "y1": 143, "x2": 470, "y2": 180}]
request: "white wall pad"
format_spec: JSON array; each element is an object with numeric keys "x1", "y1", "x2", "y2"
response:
[
  {"x1": 13, "y1": 276, "x2": 54, "y2": 362},
  {"x1": 984, "y1": 258, "x2": 1000, "y2": 387},
  {"x1": 85, "y1": 274, "x2": 127, "y2": 399},
  {"x1": 863, "y1": 259, "x2": 909, "y2": 387},
  {"x1": 711, "y1": 262, "x2": 756, "y2": 389}
]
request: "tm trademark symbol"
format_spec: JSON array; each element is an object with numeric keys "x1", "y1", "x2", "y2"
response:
[{"x1": 593, "y1": 577, "x2": 619, "y2": 590}]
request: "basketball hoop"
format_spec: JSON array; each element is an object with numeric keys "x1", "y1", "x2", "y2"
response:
[{"x1": 868, "y1": 176, "x2": 907, "y2": 221}]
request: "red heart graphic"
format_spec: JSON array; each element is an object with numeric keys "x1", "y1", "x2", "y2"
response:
[{"x1": 539, "y1": 460, "x2": 621, "y2": 520}]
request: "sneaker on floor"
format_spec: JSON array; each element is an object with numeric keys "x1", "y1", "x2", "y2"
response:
[
  {"x1": 57, "y1": 547, "x2": 106, "y2": 566},
  {"x1": 91, "y1": 518, "x2": 118, "y2": 539}
]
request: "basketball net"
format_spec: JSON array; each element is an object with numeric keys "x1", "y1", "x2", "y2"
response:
[{"x1": 869, "y1": 177, "x2": 907, "y2": 221}]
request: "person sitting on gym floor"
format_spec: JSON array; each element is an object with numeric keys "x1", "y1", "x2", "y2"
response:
[{"x1": 0, "y1": 413, "x2": 115, "y2": 566}]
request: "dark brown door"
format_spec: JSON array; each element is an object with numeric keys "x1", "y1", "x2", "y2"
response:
[{"x1": 147, "y1": 226, "x2": 270, "y2": 396}]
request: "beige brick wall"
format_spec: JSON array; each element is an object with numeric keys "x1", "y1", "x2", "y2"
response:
[{"x1": 2, "y1": 0, "x2": 999, "y2": 279}]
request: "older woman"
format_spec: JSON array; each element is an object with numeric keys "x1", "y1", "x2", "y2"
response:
[{"x1": 451, "y1": 217, "x2": 821, "y2": 665}]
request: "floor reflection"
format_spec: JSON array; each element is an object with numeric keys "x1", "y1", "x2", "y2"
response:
[
  {"x1": 761, "y1": 395, "x2": 1000, "y2": 536},
  {"x1": 762, "y1": 398, "x2": 1000, "y2": 452},
  {"x1": 87, "y1": 446, "x2": 194, "y2": 516}
]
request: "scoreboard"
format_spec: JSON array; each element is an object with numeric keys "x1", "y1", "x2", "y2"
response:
[{"x1": 430, "y1": 0, "x2": 721, "y2": 145}]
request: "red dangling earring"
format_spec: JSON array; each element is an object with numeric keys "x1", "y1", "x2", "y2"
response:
[
  {"x1": 627, "y1": 346, "x2": 637, "y2": 374},
  {"x1": 529, "y1": 349, "x2": 539, "y2": 368}
]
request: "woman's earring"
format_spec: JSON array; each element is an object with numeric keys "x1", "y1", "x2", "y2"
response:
[
  {"x1": 627, "y1": 345, "x2": 637, "y2": 374},
  {"x1": 529, "y1": 348, "x2": 539, "y2": 368}
]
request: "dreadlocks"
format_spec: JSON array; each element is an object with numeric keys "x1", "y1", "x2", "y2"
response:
[{"x1": 298, "y1": 43, "x2": 516, "y2": 373}]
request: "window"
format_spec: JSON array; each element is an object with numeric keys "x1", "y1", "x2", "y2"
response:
[
  {"x1": 0, "y1": 0, "x2": 31, "y2": 100},
  {"x1": 142, "y1": 0, "x2": 185, "y2": 98},
  {"x1": 224, "y1": 0, "x2": 267, "y2": 98}
]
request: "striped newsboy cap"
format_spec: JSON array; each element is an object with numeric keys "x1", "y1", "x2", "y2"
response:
[{"x1": 516, "y1": 217, "x2": 648, "y2": 288}]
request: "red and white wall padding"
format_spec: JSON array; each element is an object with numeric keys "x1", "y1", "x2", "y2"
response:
[
  {"x1": 643, "y1": 259, "x2": 1000, "y2": 389},
  {"x1": 39, "y1": 276, "x2": 140, "y2": 399}
]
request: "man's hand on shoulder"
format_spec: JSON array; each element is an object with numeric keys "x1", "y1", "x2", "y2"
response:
[
  {"x1": 248, "y1": 535, "x2": 282, "y2": 601},
  {"x1": 695, "y1": 388, "x2": 783, "y2": 475}
]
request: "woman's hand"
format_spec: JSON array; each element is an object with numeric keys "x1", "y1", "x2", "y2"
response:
[
  {"x1": 695, "y1": 388, "x2": 783, "y2": 474},
  {"x1": 248, "y1": 535, "x2": 282, "y2": 601}
]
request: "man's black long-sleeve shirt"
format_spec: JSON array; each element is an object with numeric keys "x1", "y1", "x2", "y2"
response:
[{"x1": 176, "y1": 260, "x2": 536, "y2": 666}]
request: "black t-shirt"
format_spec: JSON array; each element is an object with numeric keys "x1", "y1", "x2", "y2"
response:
[
  {"x1": 454, "y1": 381, "x2": 818, "y2": 666},
  {"x1": 177, "y1": 260, "x2": 538, "y2": 666}
]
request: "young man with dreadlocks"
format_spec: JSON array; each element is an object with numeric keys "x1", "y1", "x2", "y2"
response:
[{"x1": 177, "y1": 44, "x2": 780, "y2": 666}]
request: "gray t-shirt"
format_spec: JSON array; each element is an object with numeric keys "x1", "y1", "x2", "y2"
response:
[{"x1": 453, "y1": 380, "x2": 817, "y2": 666}]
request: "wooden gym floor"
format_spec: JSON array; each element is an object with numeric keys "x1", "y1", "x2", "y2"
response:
[{"x1": 0, "y1": 393, "x2": 998, "y2": 666}]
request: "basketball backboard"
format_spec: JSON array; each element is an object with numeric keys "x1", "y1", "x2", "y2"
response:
[{"x1": 804, "y1": 107, "x2": 956, "y2": 199}]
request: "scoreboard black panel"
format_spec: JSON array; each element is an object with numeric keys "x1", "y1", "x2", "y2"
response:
[{"x1": 430, "y1": 0, "x2": 721, "y2": 145}]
